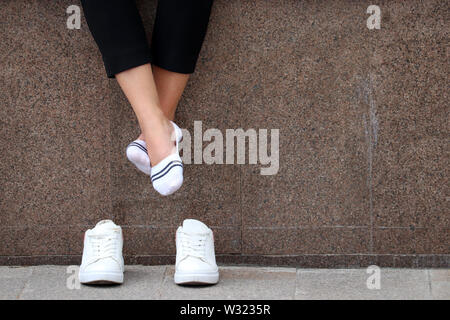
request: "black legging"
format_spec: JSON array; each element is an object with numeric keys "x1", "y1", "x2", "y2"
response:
[{"x1": 80, "y1": 0, "x2": 214, "y2": 78}]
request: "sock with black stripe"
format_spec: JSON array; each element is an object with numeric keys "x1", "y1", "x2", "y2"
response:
[
  {"x1": 126, "y1": 139, "x2": 151, "y2": 175},
  {"x1": 150, "y1": 122, "x2": 184, "y2": 196}
]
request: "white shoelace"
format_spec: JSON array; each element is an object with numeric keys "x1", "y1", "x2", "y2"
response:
[
  {"x1": 179, "y1": 232, "x2": 208, "y2": 260},
  {"x1": 88, "y1": 234, "x2": 118, "y2": 264}
]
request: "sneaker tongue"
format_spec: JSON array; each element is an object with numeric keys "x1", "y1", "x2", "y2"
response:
[
  {"x1": 92, "y1": 220, "x2": 117, "y2": 233},
  {"x1": 182, "y1": 219, "x2": 209, "y2": 233}
]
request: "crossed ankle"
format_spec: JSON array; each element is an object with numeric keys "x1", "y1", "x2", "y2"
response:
[{"x1": 144, "y1": 121, "x2": 176, "y2": 166}]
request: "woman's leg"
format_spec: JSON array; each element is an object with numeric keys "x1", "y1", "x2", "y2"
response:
[
  {"x1": 152, "y1": 65, "x2": 189, "y2": 121},
  {"x1": 116, "y1": 64, "x2": 175, "y2": 166},
  {"x1": 82, "y1": 0, "x2": 213, "y2": 165},
  {"x1": 116, "y1": 63, "x2": 184, "y2": 197},
  {"x1": 81, "y1": 0, "x2": 176, "y2": 165},
  {"x1": 138, "y1": 0, "x2": 214, "y2": 139},
  {"x1": 80, "y1": 0, "x2": 152, "y2": 78},
  {"x1": 136, "y1": 66, "x2": 189, "y2": 141}
]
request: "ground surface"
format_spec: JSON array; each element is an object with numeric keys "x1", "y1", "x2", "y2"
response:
[{"x1": 1, "y1": 266, "x2": 448, "y2": 300}]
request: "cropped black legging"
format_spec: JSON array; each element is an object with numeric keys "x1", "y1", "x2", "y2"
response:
[{"x1": 80, "y1": 0, "x2": 214, "y2": 78}]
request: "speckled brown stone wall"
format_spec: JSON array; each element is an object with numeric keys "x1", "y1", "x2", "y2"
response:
[{"x1": 0, "y1": 0, "x2": 448, "y2": 267}]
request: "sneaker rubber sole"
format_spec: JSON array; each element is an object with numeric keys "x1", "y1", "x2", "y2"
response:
[
  {"x1": 174, "y1": 271, "x2": 219, "y2": 285},
  {"x1": 79, "y1": 271, "x2": 124, "y2": 284}
]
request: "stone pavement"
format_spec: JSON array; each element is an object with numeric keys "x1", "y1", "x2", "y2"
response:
[{"x1": 0, "y1": 266, "x2": 448, "y2": 300}]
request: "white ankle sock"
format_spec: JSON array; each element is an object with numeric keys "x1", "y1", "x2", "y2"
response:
[
  {"x1": 150, "y1": 122, "x2": 184, "y2": 196},
  {"x1": 126, "y1": 139, "x2": 151, "y2": 175}
]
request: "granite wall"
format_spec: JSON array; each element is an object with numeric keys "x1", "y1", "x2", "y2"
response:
[{"x1": 0, "y1": 0, "x2": 448, "y2": 267}]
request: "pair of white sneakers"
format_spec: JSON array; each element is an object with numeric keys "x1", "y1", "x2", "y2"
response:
[{"x1": 79, "y1": 219, "x2": 219, "y2": 285}]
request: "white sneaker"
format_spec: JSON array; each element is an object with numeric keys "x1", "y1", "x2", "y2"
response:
[
  {"x1": 150, "y1": 121, "x2": 184, "y2": 196},
  {"x1": 126, "y1": 139, "x2": 151, "y2": 176},
  {"x1": 174, "y1": 219, "x2": 219, "y2": 285},
  {"x1": 79, "y1": 220, "x2": 124, "y2": 284}
]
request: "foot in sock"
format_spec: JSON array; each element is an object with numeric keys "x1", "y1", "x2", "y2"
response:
[
  {"x1": 150, "y1": 121, "x2": 184, "y2": 196},
  {"x1": 174, "y1": 219, "x2": 219, "y2": 285},
  {"x1": 126, "y1": 139, "x2": 151, "y2": 175},
  {"x1": 79, "y1": 220, "x2": 124, "y2": 284}
]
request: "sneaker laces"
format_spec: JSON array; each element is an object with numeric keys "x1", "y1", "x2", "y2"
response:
[
  {"x1": 179, "y1": 232, "x2": 207, "y2": 260},
  {"x1": 88, "y1": 234, "x2": 118, "y2": 264}
]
